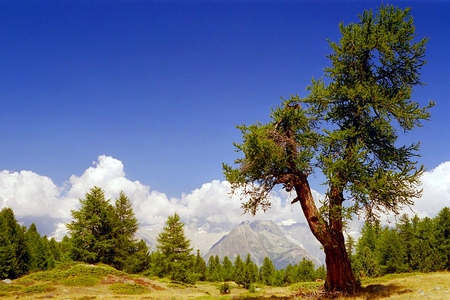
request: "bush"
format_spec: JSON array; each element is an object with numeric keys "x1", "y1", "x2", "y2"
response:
[
  {"x1": 109, "y1": 283, "x2": 149, "y2": 294},
  {"x1": 61, "y1": 275, "x2": 101, "y2": 286},
  {"x1": 219, "y1": 282, "x2": 231, "y2": 294},
  {"x1": 248, "y1": 283, "x2": 258, "y2": 293},
  {"x1": 23, "y1": 283, "x2": 56, "y2": 294}
]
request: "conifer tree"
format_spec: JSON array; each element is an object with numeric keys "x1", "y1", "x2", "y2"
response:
[
  {"x1": 434, "y1": 207, "x2": 450, "y2": 270},
  {"x1": 67, "y1": 186, "x2": 116, "y2": 264},
  {"x1": 233, "y1": 255, "x2": 245, "y2": 287},
  {"x1": 123, "y1": 239, "x2": 150, "y2": 274},
  {"x1": 260, "y1": 256, "x2": 276, "y2": 285},
  {"x1": 376, "y1": 227, "x2": 407, "y2": 274},
  {"x1": 243, "y1": 254, "x2": 259, "y2": 289},
  {"x1": 223, "y1": 5, "x2": 432, "y2": 293},
  {"x1": 396, "y1": 214, "x2": 417, "y2": 270},
  {"x1": 221, "y1": 256, "x2": 234, "y2": 282},
  {"x1": 296, "y1": 258, "x2": 315, "y2": 282},
  {"x1": 206, "y1": 255, "x2": 223, "y2": 282},
  {"x1": 0, "y1": 208, "x2": 29, "y2": 279},
  {"x1": 112, "y1": 191, "x2": 139, "y2": 270},
  {"x1": 25, "y1": 224, "x2": 54, "y2": 271},
  {"x1": 194, "y1": 250, "x2": 207, "y2": 281},
  {"x1": 155, "y1": 213, "x2": 195, "y2": 283}
]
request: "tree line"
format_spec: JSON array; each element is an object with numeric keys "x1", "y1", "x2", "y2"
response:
[
  {"x1": 1, "y1": 186, "x2": 449, "y2": 289},
  {"x1": 349, "y1": 207, "x2": 450, "y2": 278}
]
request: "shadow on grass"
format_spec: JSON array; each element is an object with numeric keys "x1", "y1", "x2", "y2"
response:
[{"x1": 360, "y1": 284, "x2": 413, "y2": 299}]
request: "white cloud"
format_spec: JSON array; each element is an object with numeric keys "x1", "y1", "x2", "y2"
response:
[
  {"x1": 411, "y1": 161, "x2": 450, "y2": 218},
  {"x1": 1, "y1": 155, "x2": 449, "y2": 231},
  {"x1": 0, "y1": 170, "x2": 71, "y2": 218}
]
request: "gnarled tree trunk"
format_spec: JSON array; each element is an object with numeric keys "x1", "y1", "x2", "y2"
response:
[
  {"x1": 293, "y1": 175, "x2": 361, "y2": 294},
  {"x1": 323, "y1": 231, "x2": 360, "y2": 293}
]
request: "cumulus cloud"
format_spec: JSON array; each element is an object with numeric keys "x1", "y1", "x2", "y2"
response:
[
  {"x1": 1, "y1": 155, "x2": 449, "y2": 230},
  {"x1": 411, "y1": 161, "x2": 450, "y2": 218},
  {"x1": 0, "y1": 170, "x2": 70, "y2": 218}
]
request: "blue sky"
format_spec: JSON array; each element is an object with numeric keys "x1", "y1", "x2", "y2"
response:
[{"x1": 1, "y1": 0, "x2": 449, "y2": 200}]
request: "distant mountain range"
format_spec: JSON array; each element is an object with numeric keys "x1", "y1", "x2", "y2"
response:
[
  {"x1": 18, "y1": 215, "x2": 327, "y2": 268},
  {"x1": 204, "y1": 220, "x2": 321, "y2": 268}
]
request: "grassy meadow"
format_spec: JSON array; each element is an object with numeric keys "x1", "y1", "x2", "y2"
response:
[{"x1": 0, "y1": 262, "x2": 449, "y2": 299}]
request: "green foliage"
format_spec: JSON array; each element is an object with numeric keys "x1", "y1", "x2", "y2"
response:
[
  {"x1": 194, "y1": 250, "x2": 207, "y2": 281},
  {"x1": 206, "y1": 255, "x2": 223, "y2": 282},
  {"x1": 25, "y1": 224, "x2": 55, "y2": 272},
  {"x1": 154, "y1": 213, "x2": 196, "y2": 284},
  {"x1": 0, "y1": 208, "x2": 30, "y2": 279},
  {"x1": 352, "y1": 207, "x2": 450, "y2": 278},
  {"x1": 224, "y1": 6, "x2": 432, "y2": 293},
  {"x1": 112, "y1": 191, "x2": 140, "y2": 270},
  {"x1": 66, "y1": 187, "x2": 148, "y2": 272},
  {"x1": 219, "y1": 282, "x2": 231, "y2": 294},
  {"x1": 221, "y1": 256, "x2": 234, "y2": 282},
  {"x1": 248, "y1": 283, "x2": 258, "y2": 293},
  {"x1": 243, "y1": 254, "x2": 259, "y2": 289},
  {"x1": 22, "y1": 283, "x2": 56, "y2": 294},
  {"x1": 61, "y1": 275, "x2": 101, "y2": 286},
  {"x1": 259, "y1": 256, "x2": 275, "y2": 285},
  {"x1": 25, "y1": 263, "x2": 125, "y2": 282},
  {"x1": 67, "y1": 187, "x2": 117, "y2": 264}
]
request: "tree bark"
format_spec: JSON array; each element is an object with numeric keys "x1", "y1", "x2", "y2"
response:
[
  {"x1": 323, "y1": 231, "x2": 361, "y2": 294},
  {"x1": 293, "y1": 176, "x2": 361, "y2": 294}
]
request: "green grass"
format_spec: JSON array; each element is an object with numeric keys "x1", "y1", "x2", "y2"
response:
[{"x1": 1, "y1": 264, "x2": 449, "y2": 300}]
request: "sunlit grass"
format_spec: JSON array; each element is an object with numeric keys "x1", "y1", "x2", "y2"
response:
[{"x1": 1, "y1": 263, "x2": 449, "y2": 299}]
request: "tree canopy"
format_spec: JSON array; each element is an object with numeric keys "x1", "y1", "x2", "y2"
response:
[{"x1": 224, "y1": 4, "x2": 433, "y2": 294}]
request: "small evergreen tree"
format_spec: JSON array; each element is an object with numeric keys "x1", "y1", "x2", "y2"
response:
[
  {"x1": 259, "y1": 256, "x2": 275, "y2": 285},
  {"x1": 206, "y1": 255, "x2": 223, "y2": 282},
  {"x1": 296, "y1": 258, "x2": 315, "y2": 282},
  {"x1": 221, "y1": 256, "x2": 234, "y2": 282},
  {"x1": 194, "y1": 250, "x2": 207, "y2": 281},
  {"x1": 155, "y1": 213, "x2": 195, "y2": 283},
  {"x1": 243, "y1": 254, "x2": 259, "y2": 289},
  {"x1": 233, "y1": 255, "x2": 245, "y2": 287},
  {"x1": 25, "y1": 224, "x2": 54, "y2": 271},
  {"x1": 112, "y1": 191, "x2": 139, "y2": 270},
  {"x1": 123, "y1": 239, "x2": 150, "y2": 274}
]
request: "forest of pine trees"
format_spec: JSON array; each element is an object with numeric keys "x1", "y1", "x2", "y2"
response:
[{"x1": 1, "y1": 186, "x2": 449, "y2": 288}]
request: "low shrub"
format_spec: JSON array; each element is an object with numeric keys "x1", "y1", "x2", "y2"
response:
[
  {"x1": 219, "y1": 282, "x2": 231, "y2": 294},
  {"x1": 109, "y1": 283, "x2": 150, "y2": 294},
  {"x1": 62, "y1": 275, "x2": 101, "y2": 286},
  {"x1": 23, "y1": 283, "x2": 56, "y2": 294}
]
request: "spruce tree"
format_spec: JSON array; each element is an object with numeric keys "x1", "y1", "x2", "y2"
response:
[
  {"x1": 66, "y1": 186, "x2": 116, "y2": 264},
  {"x1": 296, "y1": 258, "x2": 315, "y2": 282},
  {"x1": 221, "y1": 256, "x2": 234, "y2": 282},
  {"x1": 112, "y1": 191, "x2": 139, "y2": 270},
  {"x1": 25, "y1": 224, "x2": 54, "y2": 271},
  {"x1": 260, "y1": 256, "x2": 276, "y2": 285},
  {"x1": 233, "y1": 255, "x2": 245, "y2": 287},
  {"x1": 155, "y1": 213, "x2": 195, "y2": 283},
  {"x1": 0, "y1": 208, "x2": 29, "y2": 279},
  {"x1": 375, "y1": 227, "x2": 407, "y2": 274},
  {"x1": 243, "y1": 254, "x2": 259, "y2": 289},
  {"x1": 194, "y1": 250, "x2": 207, "y2": 281},
  {"x1": 434, "y1": 207, "x2": 450, "y2": 270}
]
